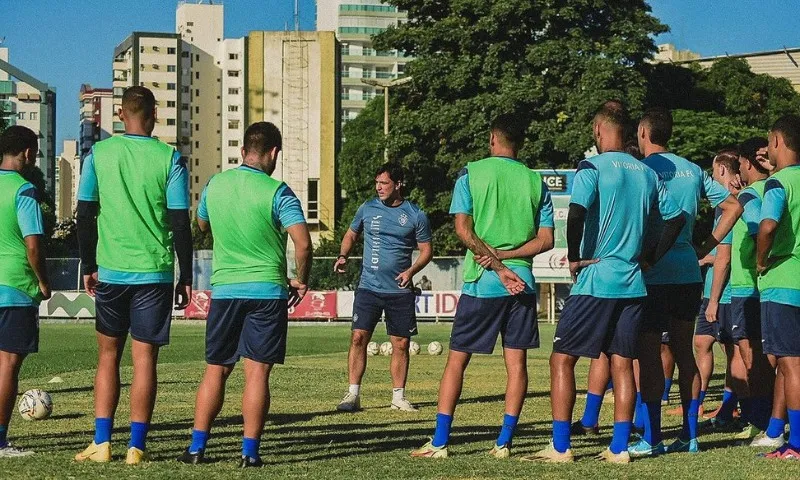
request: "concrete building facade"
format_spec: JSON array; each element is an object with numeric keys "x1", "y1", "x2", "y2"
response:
[
  {"x1": 317, "y1": 0, "x2": 408, "y2": 123},
  {"x1": 56, "y1": 140, "x2": 80, "y2": 221},
  {"x1": 675, "y1": 47, "x2": 800, "y2": 92},
  {"x1": 247, "y1": 31, "x2": 338, "y2": 243},
  {"x1": 220, "y1": 37, "x2": 247, "y2": 171},
  {"x1": 78, "y1": 84, "x2": 113, "y2": 161}
]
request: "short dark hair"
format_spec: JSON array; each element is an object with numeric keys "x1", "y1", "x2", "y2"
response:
[
  {"x1": 771, "y1": 114, "x2": 800, "y2": 154},
  {"x1": 491, "y1": 113, "x2": 526, "y2": 151},
  {"x1": 640, "y1": 107, "x2": 673, "y2": 146},
  {"x1": 243, "y1": 122, "x2": 282, "y2": 155},
  {"x1": 121, "y1": 86, "x2": 156, "y2": 118},
  {"x1": 375, "y1": 162, "x2": 404, "y2": 184},
  {"x1": 594, "y1": 100, "x2": 630, "y2": 130},
  {"x1": 0, "y1": 125, "x2": 38, "y2": 157},
  {"x1": 713, "y1": 148, "x2": 740, "y2": 174},
  {"x1": 738, "y1": 137, "x2": 769, "y2": 174}
]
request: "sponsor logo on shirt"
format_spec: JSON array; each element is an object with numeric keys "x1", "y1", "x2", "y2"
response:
[{"x1": 369, "y1": 215, "x2": 382, "y2": 270}]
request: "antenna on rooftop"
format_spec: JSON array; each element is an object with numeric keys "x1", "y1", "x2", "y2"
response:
[{"x1": 294, "y1": 0, "x2": 300, "y2": 31}]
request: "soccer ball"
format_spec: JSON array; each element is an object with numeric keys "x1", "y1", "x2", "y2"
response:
[
  {"x1": 18, "y1": 389, "x2": 53, "y2": 421},
  {"x1": 409, "y1": 341, "x2": 420, "y2": 355},
  {"x1": 366, "y1": 341, "x2": 379, "y2": 356},
  {"x1": 380, "y1": 342, "x2": 393, "y2": 356},
  {"x1": 428, "y1": 341, "x2": 443, "y2": 356}
]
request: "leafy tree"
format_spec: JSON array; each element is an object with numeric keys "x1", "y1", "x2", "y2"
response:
[
  {"x1": 191, "y1": 217, "x2": 213, "y2": 250},
  {"x1": 367, "y1": 0, "x2": 667, "y2": 254}
]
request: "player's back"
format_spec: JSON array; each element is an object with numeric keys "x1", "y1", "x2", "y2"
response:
[
  {"x1": 205, "y1": 167, "x2": 288, "y2": 286},
  {"x1": 92, "y1": 135, "x2": 175, "y2": 273},
  {"x1": 0, "y1": 171, "x2": 39, "y2": 299},
  {"x1": 570, "y1": 151, "x2": 660, "y2": 298},
  {"x1": 641, "y1": 153, "x2": 707, "y2": 284}
]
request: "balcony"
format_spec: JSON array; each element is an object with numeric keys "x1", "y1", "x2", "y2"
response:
[
  {"x1": 0, "y1": 99, "x2": 17, "y2": 114},
  {"x1": 0, "y1": 80, "x2": 16, "y2": 95}
]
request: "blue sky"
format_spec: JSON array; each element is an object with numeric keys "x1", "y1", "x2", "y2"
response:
[{"x1": 3, "y1": 0, "x2": 800, "y2": 153}]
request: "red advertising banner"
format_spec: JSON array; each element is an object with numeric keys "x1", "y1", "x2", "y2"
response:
[{"x1": 183, "y1": 290, "x2": 337, "y2": 320}]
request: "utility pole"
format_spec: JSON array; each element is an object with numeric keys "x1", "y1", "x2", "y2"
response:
[{"x1": 360, "y1": 76, "x2": 412, "y2": 160}]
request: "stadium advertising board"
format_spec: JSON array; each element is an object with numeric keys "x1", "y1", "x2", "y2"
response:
[
  {"x1": 337, "y1": 291, "x2": 462, "y2": 319},
  {"x1": 182, "y1": 290, "x2": 337, "y2": 320},
  {"x1": 532, "y1": 169, "x2": 575, "y2": 284}
]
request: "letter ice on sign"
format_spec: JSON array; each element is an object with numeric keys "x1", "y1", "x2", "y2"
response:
[{"x1": 542, "y1": 174, "x2": 566, "y2": 192}]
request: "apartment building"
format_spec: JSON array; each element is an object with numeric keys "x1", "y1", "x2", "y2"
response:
[{"x1": 78, "y1": 84, "x2": 113, "y2": 161}]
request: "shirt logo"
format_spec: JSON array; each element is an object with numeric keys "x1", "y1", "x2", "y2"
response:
[
  {"x1": 553, "y1": 337, "x2": 561, "y2": 343},
  {"x1": 352, "y1": 313, "x2": 359, "y2": 323},
  {"x1": 399, "y1": 213, "x2": 409, "y2": 226}
]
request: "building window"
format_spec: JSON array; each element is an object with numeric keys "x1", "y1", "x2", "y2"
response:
[
  {"x1": 181, "y1": 51, "x2": 190, "y2": 58},
  {"x1": 167, "y1": 101, "x2": 176, "y2": 108},
  {"x1": 187, "y1": 21, "x2": 194, "y2": 27},
  {"x1": 228, "y1": 105, "x2": 239, "y2": 112},
  {"x1": 182, "y1": 121, "x2": 189, "y2": 129},
  {"x1": 228, "y1": 87, "x2": 240, "y2": 95},
  {"x1": 195, "y1": 54, "x2": 200, "y2": 61},
  {"x1": 195, "y1": 193, "x2": 199, "y2": 201},
  {"x1": 167, "y1": 83, "x2": 176, "y2": 90},
  {"x1": 228, "y1": 120, "x2": 240, "y2": 129},
  {"x1": 183, "y1": 86, "x2": 190, "y2": 93},
  {"x1": 182, "y1": 104, "x2": 189, "y2": 111},
  {"x1": 113, "y1": 87, "x2": 125, "y2": 96},
  {"x1": 167, "y1": 65, "x2": 176, "y2": 72},
  {"x1": 195, "y1": 141, "x2": 200, "y2": 148},
  {"x1": 194, "y1": 175, "x2": 199, "y2": 184},
  {"x1": 30, "y1": 112, "x2": 37, "y2": 121},
  {"x1": 195, "y1": 71, "x2": 200, "y2": 80},
  {"x1": 195, "y1": 158, "x2": 199, "y2": 166},
  {"x1": 195, "y1": 124, "x2": 199, "y2": 131},
  {"x1": 307, "y1": 179, "x2": 319, "y2": 220},
  {"x1": 168, "y1": 47, "x2": 176, "y2": 54},
  {"x1": 227, "y1": 70, "x2": 240, "y2": 77},
  {"x1": 228, "y1": 157, "x2": 238, "y2": 164},
  {"x1": 17, "y1": 112, "x2": 25, "y2": 120},
  {"x1": 167, "y1": 119, "x2": 176, "y2": 126},
  {"x1": 229, "y1": 53, "x2": 239, "y2": 60},
  {"x1": 195, "y1": 106, "x2": 200, "y2": 114},
  {"x1": 340, "y1": 44, "x2": 349, "y2": 56},
  {"x1": 228, "y1": 140, "x2": 239, "y2": 147},
  {"x1": 195, "y1": 89, "x2": 200, "y2": 96}
]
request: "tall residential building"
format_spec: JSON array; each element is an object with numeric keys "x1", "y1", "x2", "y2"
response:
[
  {"x1": 317, "y1": 0, "x2": 409, "y2": 123},
  {"x1": 78, "y1": 84, "x2": 114, "y2": 160},
  {"x1": 0, "y1": 47, "x2": 57, "y2": 195},
  {"x1": 112, "y1": 33, "x2": 182, "y2": 148},
  {"x1": 56, "y1": 140, "x2": 80, "y2": 221},
  {"x1": 247, "y1": 31, "x2": 338, "y2": 243},
  {"x1": 220, "y1": 37, "x2": 246, "y2": 171}
]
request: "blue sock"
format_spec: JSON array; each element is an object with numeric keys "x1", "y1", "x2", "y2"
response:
[
  {"x1": 432, "y1": 413, "x2": 453, "y2": 448},
  {"x1": 766, "y1": 417, "x2": 787, "y2": 439},
  {"x1": 242, "y1": 437, "x2": 260, "y2": 458},
  {"x1": 0, "y1": 425, "x2": 7, "y2": 448},
  {"x1": 642, "y1": 400, "x2": 662, "y2": 446},
  {"x1": 189, "y1": 429, "x2": 210, "y2": 454},
  {"x1": 788, "y1": 409, "x2": 800, "y2": 448},
  {"x1": 94, "y1": 417, "x2": 113, "y2": 445},
  {"x1": 633, "y1": 393, "x2": 645, "y2": 430},
  {"x1": 581, "y1": 393, "x2": 603, "y2": 428},
  {"x1": 496, "y1": 413, "x2": 519, "y2": 447},
  {"x1": 687, "y1": 399, "x2": 700, "y2": 441},
  {"x1": 129, "y1": 422, "x2": 149, "y2": 450},
  {"x1": 662, "y1": 378, "x2": 673, "y2": 402},
  {"x1": 606, "y1": 380, "x2": 613, "y2": 391},
  {"x1": 740, "y1": 397, "x2": 753, "y2": 425},
  {"x1": 699, "y1": 390, "x2": 707, "y2": 406},
  {"x1": 610, "y1": 421, "x2": 632, "y2": 454},
  {"x1": 718, "y1": 389, "x2": 737, "y2": 421},
  {"x1": 553, "y1": 420, "x2": 571, "y2": 453}
]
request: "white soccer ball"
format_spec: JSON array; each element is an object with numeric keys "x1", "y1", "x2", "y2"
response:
[
  {"x1": 409, "y1": 341, "x2": 420, "y2": 355},
  {"x1": 18, "y1": 389, "x2": 53, "y2": 421},
  {"x1": 367, "y1": 341, "x2": 379, "y2": 356},
  {"x1": 428, "y1": 341, "x2": 443, "y2": 356},
  {"x1": 380, "y1": 341, "x2": 393, "y2": 356}
]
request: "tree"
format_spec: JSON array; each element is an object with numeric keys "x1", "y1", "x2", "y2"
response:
[
  {"x1": 191, "y1": 217, "x2": 213, "y2": 250},
  {"x1": 368, "y1": 0, "x2": 667, "y2": 254}
]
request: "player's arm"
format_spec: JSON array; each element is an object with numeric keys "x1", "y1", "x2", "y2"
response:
[
  {"x1": 757, "y1": 179, "x2": 786, "y2": 274},
  {"x1": 287, "y1": 223, "x2": 312, "y2": 307},
  {"x1": 17, "y1": 185, "x2": 50, "y2": 299},
  {"x1": 566, "y1": 162, "x2": 601, "y2": 280},
  {"x1": 706, "y1": 243, "x2": 731, "y2": 323},
  {"x1": 455, "y1": 213, "x2": 525, "y2": 295},
  {"x1": 166, "y1": 152, "x2": 192, "y2": 308},
  {"x1": 495, "y1": 185, "x2": 555, "y2": 260},
  {"x1": 196, "y1": 184, "x2": 210, "y2": 233},
  {"x1": 696, "y1": 173, "x2": 743, "y2": 259},
  {"x1": 76, "y1": 152, "x2": 100, "y2": 296}
]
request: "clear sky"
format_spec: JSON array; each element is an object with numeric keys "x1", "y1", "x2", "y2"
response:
[{"x1": 3, "y1": 0, "x2": 800, "y2": 153}]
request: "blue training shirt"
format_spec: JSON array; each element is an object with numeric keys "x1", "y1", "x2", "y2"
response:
[
  {"x1": 731, "y1": 187, "x2": 762, "y2": 299},
  {"x1": 760, "y1": 167, "x2": 800, "y2": 307},
  {"x1": 569, "y1": 152, "x2": 682, "y2": 299},
  {"x1": 702, "y1": 207, "x2": 733, "y2": 303},
  {"x1": 197, "y1": 165, "x2": 307, "y2": 299},
  {"x1": 351, "y1": 198, "x2": 432, "y2": 294},
  {"x1": 642, "y1": 153, "x2": 731, "y2": 285},
  {"x1": 77, "y1": 134, "x2": 190, "y2": 285},
  {"x1": 450, "y1": 163, "x2": 555, "y2": 298},
  {"x1": 0, "y1": 171, "x2": 44, "y2": 307}
]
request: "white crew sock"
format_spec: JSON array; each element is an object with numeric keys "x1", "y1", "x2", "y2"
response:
[
  {"x1": 349, "y1": 384, "x2": 361, "y2": 396},
  {"x1": 393, "y1": 388, "x2": 405, "y2": 403}
]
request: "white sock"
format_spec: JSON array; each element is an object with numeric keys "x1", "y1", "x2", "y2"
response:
[
  {"x1": 393, "y1": 388, "x2": 405, "y2": 403},
  {"x1": 349, "y1": 384, "x2": 361, "y2": 396}
]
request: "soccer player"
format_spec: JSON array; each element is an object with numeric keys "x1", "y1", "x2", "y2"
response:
[
  {"x1": 631, "y1": 107, "x2": 742, "y2": 457},
  {"x1": 731, "y1": 137, "x2": 783, "y2": 447},
  {"x1": 75, "y1": 86, "x2": 193, "y2": 464},
  {"x1": 177, "y1": 122, "x2": 312, "y2": 467},
  {"x1": 335, "y1": 163, "x2": 432, "y2": 412},
  {"x1": 757, "y1": 114, "x2": 800, "y2": 460},
  {"x1": 411, "y1": 113, "x2": 554, "y2": 459},
  {"x1": 530, "y1": 103, "x2": 684, "y2": 464},
  {"x1": 0, "y1": 126, "x2": 50, "y2": 457}
]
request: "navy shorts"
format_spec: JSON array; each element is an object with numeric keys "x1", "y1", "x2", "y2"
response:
[
  {"x1": 695, "y1": 298, "x2": 733, "y2": 343},
  {"x1": 553, "y1": 295, "x2": 642, "y2": 359},
  {"x1": 761, "y1": 302, "x2": 800, "y2": 357},
  {"x1": 0, "y1": 307, "x2": 39, "y2": 354},
  {"x1": 352, "y1": 289, "x2": 417, "y2": 338},
  {"x1": 95, "y1": 282, "x2": 173, "y2": 346},
  {"x1": 643, "y1": 283, "x2": 703, "y2": 332},
  {"x1": 450, "y1": 294, "x2": 538, "y2": 354},
  {"x1": 731, "y1": 296, "x2": 761, "y2": 342},
  {"x1": 205, "y1": 299, "x2": 288, "y2": 365}
]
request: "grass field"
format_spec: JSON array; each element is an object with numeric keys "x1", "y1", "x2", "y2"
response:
[{"x1": 2, "y1": 322, "x2": 799, "y2": 479}]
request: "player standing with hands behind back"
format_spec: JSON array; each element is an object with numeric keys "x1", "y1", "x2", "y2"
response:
[{"x1": 335, "y1": 163, "x2": 433, "y2": 413}]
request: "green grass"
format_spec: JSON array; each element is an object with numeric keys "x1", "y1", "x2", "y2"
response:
[{"x1": 2, "y1": 322, "x2": 798, "y2": 479}]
